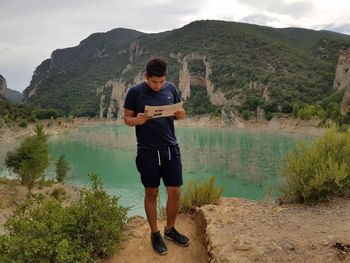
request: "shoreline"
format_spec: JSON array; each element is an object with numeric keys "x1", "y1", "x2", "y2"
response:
[{"x1": 0, "y1": 116, "x2": 326, "y2": 165}]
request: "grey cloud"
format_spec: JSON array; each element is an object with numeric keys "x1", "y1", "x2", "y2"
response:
[
  {"x1": 237, "y1": 0, "x2": 314, "y2": 18},
  {"x1": 318, "y1": 22, "x2": 350, "y2": 36},
  {"x1": 0, "y1": 0, "x2": 203, "y2": 91},
  {"x1": 241, "y1": 13, "x2": 279, "y2": 26}
]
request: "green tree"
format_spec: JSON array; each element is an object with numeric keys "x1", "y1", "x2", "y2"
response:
[
  {"x1": 5, "y1": 124, "x2": 49, "y2": 192},
  {"x1": 55, "y1": 154, "x2": 70, "y2": 182},
  {"x1": 292, "y1": 103, "x2": 300, "y2": 118}
]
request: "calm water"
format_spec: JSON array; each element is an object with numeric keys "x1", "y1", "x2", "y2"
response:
[{"x1": 43, "y1": 124, "x2": 307, "y2": 216}]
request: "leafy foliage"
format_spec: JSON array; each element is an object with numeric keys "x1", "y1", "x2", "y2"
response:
[
  {"x1": 5, "y1": 124, "x2": 49, "y2": 192},
  {"x1": 183, "y1": 85, "x2": 220, "y2": 115},
  {"x1": 0, "y1": 173, "x2": 129, "y2": 263},
  {"x1": 279, "y1": 128, "x2": 350, "y2": 202},
  {"x1": 180, "y1": 176, "x2": 223, "y2": 212},
  {"x1": 55, "y1": 154, "x2": 70, "y2": 182}
]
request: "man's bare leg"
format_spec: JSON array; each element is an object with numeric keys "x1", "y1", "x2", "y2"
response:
[
  {"x1": 165, "y1": 186, "x2": 180, "y2": 230},
  {"x1": 145, "y1": 187, "x2": 159, "y2": 233}
]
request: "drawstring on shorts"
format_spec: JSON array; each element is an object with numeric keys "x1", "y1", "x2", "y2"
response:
[
  {"x1": 157, "y1": 150, "x2": 161, "y2": 166},
  {"x1": 157, "y1": 147, "x2": 172, "y2": 166}
]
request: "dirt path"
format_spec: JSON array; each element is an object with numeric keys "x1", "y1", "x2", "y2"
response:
[{"x1": 104, "y1": 214, "x2": 208, "y2": 263}]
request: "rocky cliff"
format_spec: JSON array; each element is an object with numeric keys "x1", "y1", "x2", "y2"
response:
[
  {"x1": 0, "y1": 75, "x2": 7, "y2": 101},
  {"x1": 334, "y1": 48, "x2": 350, "y2": 113}
]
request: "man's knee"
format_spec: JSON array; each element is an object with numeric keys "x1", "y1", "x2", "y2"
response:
[
  {"x1": 145, "y1": 188, "x2": 159, "y2": 202},
  {"x1": 167, "y1": 187, "x2": 180, "y2": 199}
]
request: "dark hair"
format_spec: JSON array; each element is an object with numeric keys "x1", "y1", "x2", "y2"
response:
[{"x1": 146, "y1": 58, "x2": 167, "y2": 77}]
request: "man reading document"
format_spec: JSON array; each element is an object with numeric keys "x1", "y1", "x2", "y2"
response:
[{"x1": 123, "y1": 58, "x2": 189, "y2": 255}]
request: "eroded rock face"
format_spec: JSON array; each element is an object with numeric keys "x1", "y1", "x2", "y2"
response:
[
  {"x1": 0, "y1": 74, "x2": 7, "y2": 100},
  {"x1": 98, "y1": 71, "x2": 144, "y2": 119},
  {"x1": 129, "y1": 40, "x2": 142, "y2": 63},
  {"x1": 333, "y1": 48, "x2": 350, "y2": 113},
  {"x1": 178, "y1": 53, "x2": 227, "y2": 106}
]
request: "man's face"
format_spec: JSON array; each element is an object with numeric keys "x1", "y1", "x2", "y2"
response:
[{"x1": 145, "y1": 74, "x2": 166, "y2": 92}]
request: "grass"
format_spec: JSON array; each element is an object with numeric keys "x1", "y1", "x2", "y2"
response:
[{"x1": 180, "y1": 176, "x2": 223, "y2": 212}]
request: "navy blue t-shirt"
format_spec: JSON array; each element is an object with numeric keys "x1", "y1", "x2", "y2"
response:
[{"x1": 124, "y1": 81, "x2": 181, "y2": 150}]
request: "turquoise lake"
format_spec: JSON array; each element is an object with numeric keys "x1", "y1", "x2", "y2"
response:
[{"x1": 43, "y1": 124, "x2": 308, "y2": 216}]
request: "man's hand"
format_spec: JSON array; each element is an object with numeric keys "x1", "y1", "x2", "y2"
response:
[
  {"x1": 136, "y1": 113, "x2": 150, "y2": 125},
  {"x1": 124, "y1": 109, "x2": 150, "y2": 126},
  {"x1": 174, "y1": 109, "x2": 186, "y2": 120}
]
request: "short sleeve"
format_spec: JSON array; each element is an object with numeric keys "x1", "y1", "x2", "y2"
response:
[
  {"x1": 124, "y1": 87, "x2": 139, "y2": 112},
  {"x1": 172, "y1": 85, "x2": 181, "y2": 104}
]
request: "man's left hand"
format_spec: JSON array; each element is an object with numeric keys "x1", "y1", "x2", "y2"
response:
[{"x1": 174, "y1": 109, "x2": 186, "y2": 120}]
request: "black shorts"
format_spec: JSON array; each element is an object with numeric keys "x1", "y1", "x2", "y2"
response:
[{"x1": 135, "y1": 145, "x2": 183, "y2": 188}]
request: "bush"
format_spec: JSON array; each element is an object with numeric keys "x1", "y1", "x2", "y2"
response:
[
  {"x1": 0, "y1": 173, "x2": 129, "y2": 262},
  {"x1": 34, "y1": 108, "x2": 64, "y2": 120},
  {"x1": 262, "y1": 101, "x2": 278, "y2": 113},
  {"x1": 292, "y1": 103, "x2": 300, "y2": 118},
  {"x1": 180, "y1": 176, "x2": 223, "y2": 212},
  {"x1": 18, "y1": 120, "x2": 28, "y2": 128},
  {"x1": 242, "y1": 110, "x2": 250, "y2": 120},
  {"x1": 55, "y1": 154, "x2": 70, "y2": 182},
  {"x1": 281, "y1": 102, "x2": 293, "y2": 113},
  {"x1": 5, "y1": 124, "x2": 49, "y2": 192},
  {"x1": 265, "y1": 112, "x2": 273, "y2": 121},
  {"x1": 51, "y1": 187, "x2": 67, "y2": 201},
  {"x1": 278, "y1": 128, "x2": 350, "y2": 202}
]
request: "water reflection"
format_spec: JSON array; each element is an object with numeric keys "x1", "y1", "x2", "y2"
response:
[{"x1": 44, "y1": 125, "x2": 311, "y2": 213}]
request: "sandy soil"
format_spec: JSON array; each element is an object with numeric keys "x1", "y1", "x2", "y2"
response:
[{"x1": 104, "y1": 214, "x2": 208, "y2": 263}]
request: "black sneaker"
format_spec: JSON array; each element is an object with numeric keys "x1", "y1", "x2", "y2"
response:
[
  {"x1": 151, "y1": 231, "x2": 168, "y2": 255},
  {"x1": 164, "y1": 227, "x2": 190, "y2": 247}
]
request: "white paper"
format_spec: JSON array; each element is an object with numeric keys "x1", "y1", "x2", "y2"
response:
[{"x1": 144, "y1": 101, "x2": 183, "y2": 119}]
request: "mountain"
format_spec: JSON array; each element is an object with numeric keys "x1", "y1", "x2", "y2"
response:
[
  {"x1": 23, "y1": 20, "x2": 350, "y2": 118},
  {"x1": 0, "y1": 74, "x2": 23, "y2": 103},
  {"x1": 6, "y1": 88, "x2": 23, "y2": 103}
]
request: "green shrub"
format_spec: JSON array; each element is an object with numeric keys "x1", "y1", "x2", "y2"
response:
[
  {"x1": 262, "y1": 101, "x2": 278, "y2": 113},
  {"x1": 180, "y1": 176, "x2": 223, "y2": 212},
  {"x1": 55, "y1": 154, "x2": 70, "y2": 182},
  {"x1": 34, "y1": 108, "x2": 64, "y2": 120},
  {"x1": 278, "y1": 128, "x2": 350, "y2": 202},
  {"x1": 18, "y1": 120, "x2": 28, "y2": 128},
  {"x1": 292, "y1": 103, "x2": 300, "y2": 118},
  {"x1": 265, "y1": 112, "x2": 273, "y2": 121},
  {"x1": 5, "y1": 124, "x2": 49, "y2": 192},
  {"x1": 0, "y1": 173, "x2": 129, "y2": 262},
  {"x1": 281, "y1": 102, "x2": 293, "y2": 113},
  {"x1": 242, "y1": 110, "x2": 250, "y2": 120},
  {"x1": 51, "y1": 187, "x2": 67, "y2": 201}
]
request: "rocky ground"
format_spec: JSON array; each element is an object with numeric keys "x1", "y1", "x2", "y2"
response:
[
  {"x1": 199, "y1": 197, "x2": 350, "y2": 263},
  {"x1": 104, "y1": 197, "x2": 350, "y2": 263}
]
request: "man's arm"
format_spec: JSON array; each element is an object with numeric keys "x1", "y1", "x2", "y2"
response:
[
  {"x1": 123, "y1": 109, "x2": 149, "y2": 126},
  {"x1": 174, "y1": 108, "x2": 186, "y2": 120}
]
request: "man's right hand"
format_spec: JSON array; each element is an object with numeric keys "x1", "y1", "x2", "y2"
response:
[
  {"x1": 136, "y1": 113, "x2": 150, "y2": 125},
  {"x1": 124, "y1": 109, "x2": 150, "y2": 126}
]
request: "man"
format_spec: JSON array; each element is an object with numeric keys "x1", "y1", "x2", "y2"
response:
[{"x1": 123, "y1": 58, "x2": 189, "y2": 255}]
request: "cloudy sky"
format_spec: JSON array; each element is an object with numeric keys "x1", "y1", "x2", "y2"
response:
[{"x1": 1, "y1": 0, "x2": 350, "y2": 92}]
